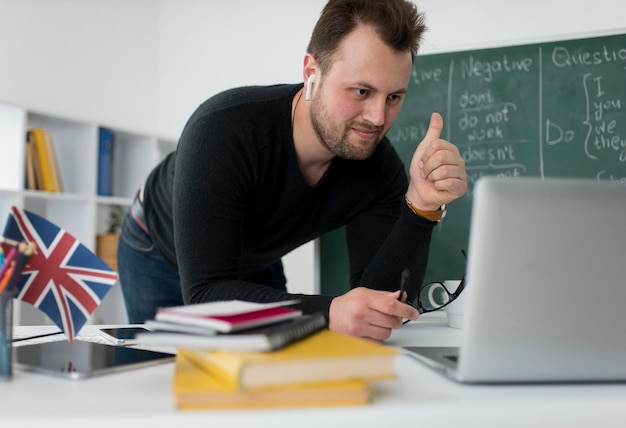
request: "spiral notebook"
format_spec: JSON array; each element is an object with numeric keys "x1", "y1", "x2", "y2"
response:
[{"x1": 136, "y1": 312, "x2": 328, "y2": 351}]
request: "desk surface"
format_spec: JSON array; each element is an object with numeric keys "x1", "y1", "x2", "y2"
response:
[{"x1": 3, "y1": 313, "x2": 626, "y2": 428}]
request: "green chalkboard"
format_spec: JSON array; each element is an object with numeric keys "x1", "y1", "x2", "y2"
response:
[{"x1": 320, "y1": 31, "x2": 626, "y2": 296}]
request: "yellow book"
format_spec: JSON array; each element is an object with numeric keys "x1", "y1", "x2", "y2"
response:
[
  {"x1": 172, "y1": 354, "x2": 372, "y2": 410},
  {"x1": 178, "y1": 329, "x2": 398, "y2": 391},
  {"x1": 29, "y1": 128, "x2": 63, "y2": 192}
]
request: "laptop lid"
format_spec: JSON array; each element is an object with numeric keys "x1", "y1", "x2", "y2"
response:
[{"x1": 407, "y1": 176, "x2": 626, "y2": 383}]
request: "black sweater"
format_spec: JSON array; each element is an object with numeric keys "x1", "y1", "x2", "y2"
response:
[{"x1": 143, "y1": 84, "x2": 436, "y2": 315}]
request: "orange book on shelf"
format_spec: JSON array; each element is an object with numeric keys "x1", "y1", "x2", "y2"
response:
[{"x1": 29, "y1": 128, "x2": 63, "y2": 192}]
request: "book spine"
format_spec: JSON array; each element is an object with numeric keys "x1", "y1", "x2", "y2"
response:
[
  {"x1": 43, "y1": 129, "x2": 63, "y2": 192},
  {"x1": 97, "y1": 128, "x2": 114, "y2": 196},
  {"x1": 266, "y1": 312, "x2": 328, "y2": 351},
  {"x1": 30, "y1": 128, "x2": 57, "y2": 192},
  {"x1": 27, "y1": 131, "x2": 44, "y2": 190},
  {"x1": 24, "y1": 133, "x2": 36, "y2": 190}
]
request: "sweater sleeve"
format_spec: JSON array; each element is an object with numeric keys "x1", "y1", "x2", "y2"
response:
[
  {"x1": 344, "y1": 161, "x2": 437, "y2": 305},
  {"x1": 355, "y1": 202, "x2": 437, "y2": 305}
]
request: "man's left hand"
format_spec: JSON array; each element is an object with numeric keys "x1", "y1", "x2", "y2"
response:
[{"x1": 406, "y1": 112, "x2": 467, "y2": 211}]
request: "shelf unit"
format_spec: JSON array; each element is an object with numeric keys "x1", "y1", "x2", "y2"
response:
[{"x1": 0, "y1": 101, "x2": 177, "y2": 325}]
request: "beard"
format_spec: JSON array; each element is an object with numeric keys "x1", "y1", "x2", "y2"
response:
[{"x1": 309, "y1": 93, "x2": 384, "y2": 161}]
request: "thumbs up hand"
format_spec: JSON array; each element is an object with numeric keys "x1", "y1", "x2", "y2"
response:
[{"x1": 406, "y1": 112, "x2": 467, "y2": 212}]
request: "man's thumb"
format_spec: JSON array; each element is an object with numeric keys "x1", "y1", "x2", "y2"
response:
[{"x1": 422, "y1": 112, "x2": 444, "y2": 143}]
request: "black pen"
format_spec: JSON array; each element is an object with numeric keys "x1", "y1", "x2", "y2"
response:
[
  {"x1": 399, "y1": 268, "x2": 409, "y2": 301},
  {"x1": 399, "y1": 268, "x2": 412, "y2": 325}
]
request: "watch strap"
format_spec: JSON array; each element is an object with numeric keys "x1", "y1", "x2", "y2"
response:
[{"x1": 405, "y1": 196, "x2": 447, "y2": 222}]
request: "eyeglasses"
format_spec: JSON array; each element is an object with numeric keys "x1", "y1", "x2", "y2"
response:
[
  {"x1": 402, "y1": 250, "x2": 467, "y2": 323},
  {"x1": 417, "y1": 249, "x2": 467, "y2": 314},
  {"x1": 415, "y1": 275, "x2": 466, "y2": 314}
]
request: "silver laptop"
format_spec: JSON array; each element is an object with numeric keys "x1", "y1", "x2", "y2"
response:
[{"x1": 405, "y1": 176, "x2": 626, "y2": 383}]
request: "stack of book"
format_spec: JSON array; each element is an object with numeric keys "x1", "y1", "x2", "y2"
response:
[
  {"x1": 135, "y1": 300, "x2": 400, "y2": 409},
  {"x1": 172, "y1": 329, "x2": 399, "y2": 410},
  {"x1": 137, "y1": 300, "x2": 329, "y2": 351}
]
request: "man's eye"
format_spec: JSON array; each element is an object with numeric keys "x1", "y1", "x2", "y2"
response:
[
  {"x1": 388, "y1": 94, "x2": 403, "y2": 104},
  {"x1": 355, "y1": 89, "x2": 369, "y2": 96}
]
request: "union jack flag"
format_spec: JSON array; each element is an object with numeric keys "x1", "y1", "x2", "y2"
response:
[{"x1": 1, "y1": 206, "x2": 118, "y2": 342}]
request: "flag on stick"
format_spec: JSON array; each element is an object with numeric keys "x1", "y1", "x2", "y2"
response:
[{"x1": 1, "y1": 206, "x2": 118, "y2": 342}]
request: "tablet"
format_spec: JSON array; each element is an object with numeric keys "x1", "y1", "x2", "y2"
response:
[{"x1": 14, "y1": 340, "x2": 175, "y2": 380}]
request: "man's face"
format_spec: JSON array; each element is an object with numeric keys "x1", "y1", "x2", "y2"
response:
[{"x1": 310, "y1": 25, "x2": 413, "y2": 160}]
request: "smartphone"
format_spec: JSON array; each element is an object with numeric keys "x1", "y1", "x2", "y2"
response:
[{"x1": 98, "y1": 327, "x2": 150, "y2": 345}]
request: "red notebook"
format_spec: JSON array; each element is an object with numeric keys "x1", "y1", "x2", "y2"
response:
[{"x1": 155, "y1": 300, "x2": 301, "y2": 333}]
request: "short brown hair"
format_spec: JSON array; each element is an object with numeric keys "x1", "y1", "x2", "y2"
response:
[{"x1": 307, "y1": 0, "x2": 427, "y2": 74}]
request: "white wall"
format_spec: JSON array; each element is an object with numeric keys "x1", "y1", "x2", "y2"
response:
[
  {"x1": 0, "y1": 0, "x2": 159, "y2": 134},
  {"x1": 155, "y1": 0, "x2": 325, "y2": 140},
  {"x1": 1, "y1": 0, "x2": 624, "y2": 296}
]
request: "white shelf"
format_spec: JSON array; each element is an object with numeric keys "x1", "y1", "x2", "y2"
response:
[{"x1": 0, "y1": 101, "x2": 177, "y2": 325}]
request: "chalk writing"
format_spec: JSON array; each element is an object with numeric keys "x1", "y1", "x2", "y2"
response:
[
  {"x1": 597, "y1": 170, "x2": 626, "y2": 183},
  {"x1": 460, "y1": 54, "x2": 533, "y2": 82},
  {"x1": 583, "y1": 73, "x2": 626, "y2": 161},
  {"x1": 387, "y1": 124, "x2": 427, "y2": 143},
  {"x1": 411, "y1": 67, "x2": 443, "y2": 85},
  {"x1": 552, "y1": 45, "x2": 626, "y2": 67},
  {"x1": 394, "y1": 34, "x2": 626, "y2": 194}
]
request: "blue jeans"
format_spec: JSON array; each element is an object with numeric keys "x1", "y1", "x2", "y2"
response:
[{"x1": 117, "y1": 211, "x2": 182, "y2": 324}]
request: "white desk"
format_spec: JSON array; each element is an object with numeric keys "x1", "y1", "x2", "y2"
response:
[{"x1": 3, "y1": 313, "x2": 626, "y2": 428}]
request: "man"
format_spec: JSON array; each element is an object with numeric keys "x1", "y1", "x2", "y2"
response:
[{"x1": 117, "y1": 0, "x2": 467, "y2": 342}]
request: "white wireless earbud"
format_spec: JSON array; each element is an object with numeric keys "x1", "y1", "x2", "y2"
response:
[{"x1": 305, "y1": 74, "x2": 316, "y2": 101}]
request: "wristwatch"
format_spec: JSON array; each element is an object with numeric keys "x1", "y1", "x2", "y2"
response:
[{"x1": 405, "y1": 196, "x2": 447, "y2": 222}]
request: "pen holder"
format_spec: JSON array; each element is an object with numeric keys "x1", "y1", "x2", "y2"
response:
[{"x1": 0, "y1": 292, "x2": 13, "y2": 380}]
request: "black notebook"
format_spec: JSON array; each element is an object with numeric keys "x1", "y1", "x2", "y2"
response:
[{"x1": 136, "y1": 313, "x2": 328, "y2": 351}]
